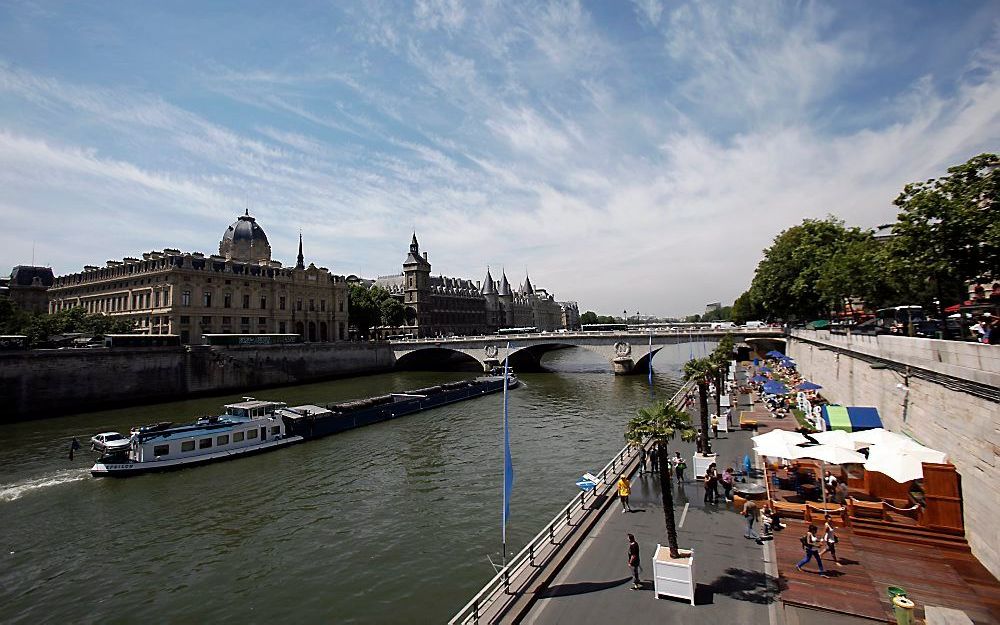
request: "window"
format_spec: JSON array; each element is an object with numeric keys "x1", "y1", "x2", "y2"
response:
[
  {"x1": 247, "y1": 429, "x2": 258, "y2": 439},
  {"x1": 154, "y1": 291, "x2": 161, "y2": 307},
  {"x1": 309, "y1": 299, "x2": 315, "y2": 311},
  {"x1": 279, "y1": 322, "x2": 286, "y2": 333},
  {"x1": 153, "y1": 444, "x2": 170, "y2": 457},
  {"x1": 224, "y1": 293, "x2": 232, "y2": 308},
  {"x1": 199, "y1": 438, "x2": 212, "y2": 449},
  {"x1": 260, "y1": 296, "x2": 267, "y2": 309},
  {"x1": 233, "y1": 431, "x2": 245, "y2": 443},
  {"x1": 222, "y1": 316, "x2": 231, "y2": 324},
  {"x1": 243, "y1": 294, "x2": 250, "y2": 309},
  {"x1": 279, "y1": 296, "x2": 286, "y2": 310},
  {"x1": 241, "y1": 317, "x2": 250, "y2": 325},
  {"x1": 181, "y1": 440, "x2": 195, "y2": 452},
  {"x1": 271, "y1": 426, "x2": 280, "y2": 435},
  {"x1": 225, "y1": 279, "x2": 231, "y2": 285},
  {"x1": 216, "y1": 435, "x2": 229, "y2": 445},
  {"x1": 203, "y1": 291, "x2": 212, "y2": 307},
  {"x1": 201, "y1": 316, "x2": 211, "y2": 325},
  {"x1": 339, "y1": 301, "x2": 344, "y2": 312},
  {"x1": 258, "y1": 317, "x2": 266, "y2": 325},
  {"x1": 321, "y1": 299, "x2": 326, "y2": 312},
  {"x1": 297, "y1": 299, "x2": 302, "y2": 311}
]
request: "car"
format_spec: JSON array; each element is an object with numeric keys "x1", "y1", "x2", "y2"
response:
[{"x1": 91, "y1": 432, "x2": 131, "y2": 453}]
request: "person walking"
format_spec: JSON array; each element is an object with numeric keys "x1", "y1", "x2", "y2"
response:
[
  {"x1": 820, "y1": 514, "x2": 842, "y2": 566},
  {"x1": 742, "y1": 498, "x2": 763, "y2": 544},
  {"x1": 617, "y1": 475, "x2": 633, "y2": 513},
  {"x1": 650, "y1": 442, "x2": 659, "y2": 474},
  {"x1": 721, "y1": 467, "x2": 734, "y2": 502},
  {"x1": 711, "y1": 414, "x2": 719, "y2": 439},
  {"x1": 695, "y1": 431, "x2": 703, "y2": 454},
  {"x1": 673, "y1": 452, "x2": 686, "y2": 483},
  {"x1": 703, "y1": 464, "x2": 718, "y2": 505},
  {"x1": 627, "y1": 533, "x2": 641, "y2": 590},
  {"x1": 638, "y1": 447, "x2": 647, "y2": 476},
  {"x1": 796, "y1": 524, "x2": 827, "y2": 575}
]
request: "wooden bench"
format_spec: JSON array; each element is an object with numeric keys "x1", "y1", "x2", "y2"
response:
[
  {"x1": 847, "y1": 497, "x2": 886, "y2": 521},
  {"x1": 770, "y1": 499, "x2": 806, "y2": 520}
]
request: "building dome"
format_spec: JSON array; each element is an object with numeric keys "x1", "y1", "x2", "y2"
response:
[{"x1": 219, "y1": 210, "x2": 272, "y2": 263}]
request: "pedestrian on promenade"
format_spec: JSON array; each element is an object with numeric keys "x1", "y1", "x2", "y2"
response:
[
  {"x1": 673, "y1": 452, "x2": 686, "y2": 483},
  {"x1": 703, "y1": 463, "x2": 718, "y2": 505},
  {"x1": 650, "y1": 442, "x2": 659, "y2": 474},
  {"x1": 796, "y1": 524, "x2": 827, "y2": 575},
  {"x1": 617, "y1": 475, "x2": 633, "y2": 513},
  {"x1": 627, "y1": 533, "x2": 641, "y2": 590},
  {"x1": 696, "y1": 431, "x2": 703, "y2": 454},
  {"x1": 820, "y1": 514, "x2": 842, "y2": 566},
  {"x1": 639, "y1": 447, "x2": 647, "y2": 476},
  {"x1": 742, "y1": 498, "x2": 763, "y2": 544},
  {"x1": 721, "y1": 467, "x2": 734, "y2": 502},
  {"x1": 711, "y1": 414, "x2": 719, "y2": 439}
]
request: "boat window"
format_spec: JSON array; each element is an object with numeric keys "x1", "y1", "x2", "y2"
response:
[
  {"x1": 153, "y1": 444, "x2": 170, "y2": 457},
  {"x1": 247, "y1": 429, "x2": 258, "y2": 439},
  {"x1": 199, "y1": 438, "x2": 212, "y2": 449},
  {"x1": 181, "y1": 440, "x2": 195, "y2": 452},
  {"x1": 216, "y1": 435, "x2": 229, "y2": 446},
  {"x1": 271, "y1": 426, "x2": 280, "y2": 435},
  {"x1": 233, "y1": 431, "x2": 245, "y2": 442}
]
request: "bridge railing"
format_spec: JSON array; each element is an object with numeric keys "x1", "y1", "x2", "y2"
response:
[
  {"x1": 390, "y1": 327, "x2": 781, "y2": 345},
  {"x1": 447, "y1": 381, "x2": 692, "y2": 625}
]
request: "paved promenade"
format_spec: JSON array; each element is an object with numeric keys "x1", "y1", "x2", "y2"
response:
[{"x1": 522, "y1": 425, "x2": 774, "y2": 625}]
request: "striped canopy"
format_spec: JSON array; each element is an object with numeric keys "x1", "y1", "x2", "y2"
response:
[{"x1": 821, "y1": 405, "x2": 883, "y2": 432}]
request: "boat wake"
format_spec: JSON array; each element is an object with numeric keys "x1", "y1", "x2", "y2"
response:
[{"x1": 0, "y1": 468, "x2": 90, "y2": 502}]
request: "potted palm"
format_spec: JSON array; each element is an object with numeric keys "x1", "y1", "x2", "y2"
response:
[
  {"x1": 710, "y1": 334, "x2": 735, "y2": 431},
  {"x1": 683, "y1": 356, "x2": 719, "y2": 479},
  {"x1": 626, "y1": 401, "x2": 698, "y2": 602}
]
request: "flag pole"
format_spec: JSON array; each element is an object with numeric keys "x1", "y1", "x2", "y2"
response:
[{"x1": 502, "y1": 341, "x2": 511, "y2": 567}]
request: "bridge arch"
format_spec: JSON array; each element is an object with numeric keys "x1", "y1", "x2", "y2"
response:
[{"x1": 394, "y1": 347, "x2": 484, "y2": 371}]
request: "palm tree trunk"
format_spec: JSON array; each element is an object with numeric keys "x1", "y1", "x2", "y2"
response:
[
  {"x1": 657, "y1": 441, "x2": 680, "y2": 558},
  {"x1": 698, "y1": 379, "x2": 710, "y2": 455},
  {"x1": 714, "y1": 371, "x2": 722, "y2": 430}
]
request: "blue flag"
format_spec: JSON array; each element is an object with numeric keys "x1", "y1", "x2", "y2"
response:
[{"x1": 502, "y1": 343, "x2": 514, "y2": 546}]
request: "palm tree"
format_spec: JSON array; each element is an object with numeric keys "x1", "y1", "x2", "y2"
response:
[
  {"x1": 626, "y1": 401, "x2": 697, "y2": 558},
  {"x1": 709, "y1": 334, "x2": 736, "y2": 427},
  {"x1": 683, "y1": 357, "x2": 717, "y2": 455}
]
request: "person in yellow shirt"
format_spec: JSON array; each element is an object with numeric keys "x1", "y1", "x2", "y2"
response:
[{"x1": 617, "y1": 475, "x2": 632, "y2": 513}]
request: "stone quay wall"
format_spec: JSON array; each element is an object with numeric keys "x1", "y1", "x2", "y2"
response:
[
  {"x1": 0, "y1": 343, "x2": 395, "y2": 421},
  {"x1": 788, "y1": 330, "x2": 999, "y2": 579}
]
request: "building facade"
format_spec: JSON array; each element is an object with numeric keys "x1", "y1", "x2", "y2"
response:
[
  {"x1": 372, "y1": 235, "x2": 579, "y2": 338},
  {"x1": 2, "y1": 266, "x2": 54, "y2": 314},
  {"x1": 47, "y1": 211, "x2": 349, "y2": 344}
]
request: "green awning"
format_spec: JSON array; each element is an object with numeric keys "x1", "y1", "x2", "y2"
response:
[{"x1": 823, "y1": 405, "x2": 851, "y2": 431}]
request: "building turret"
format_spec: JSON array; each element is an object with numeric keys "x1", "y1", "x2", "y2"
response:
[
  {"x1": 522, "y1": 272, "x2": 534, "y2": 296},
  {"x1": 402, "y1": 233, "x2": 432, "y2": 335},
  {"x1": 295, "y1": 232, "x2": 305, "y2": 270},
  {"x1": 219, "y1": 209, "x2": 272, "y2": 263}
]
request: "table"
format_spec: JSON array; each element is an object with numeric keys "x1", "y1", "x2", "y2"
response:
[{"x1": 734, "y1": 483, "x2": 767, "y2": 499}]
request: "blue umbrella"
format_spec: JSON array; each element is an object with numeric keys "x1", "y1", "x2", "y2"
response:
[
  {"x1": 797, "y1": 381, "x2": 822, "y2": 391},
  {"x1": 759, "y1": 366, "x2": 772, "y2": 373},
  {"x1": 750, "y1": 375, "x2": 768, "y2": 383},
  {"x1": 766, "y1": 350, "x2": 784, "y2": 357},
  {"x1": 762, "y1": 381, "x2": 790, "y2": 395}
]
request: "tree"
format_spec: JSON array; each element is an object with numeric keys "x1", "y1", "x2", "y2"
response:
[
  {"x1": 888, "y1": 153, "x2": 999, "y2": 308},
  {"x1": 625, "y1": 401, "x2": 697, "y2": 558},
  {"x1": 580, "y1": 311, "x2": 598, "y2": 325},
  {"x1": 730, "y1": 290, "x2": 761, "y2": 324},
  {"x1": 683, "y1": 357, "x2": 717, "y2": 456},
  {"x1": 710, "y1": 334, "x2": 735, "y2": 423},
  {"x1": 379, "y1": 296, "x2": 405, "y2": 328}
]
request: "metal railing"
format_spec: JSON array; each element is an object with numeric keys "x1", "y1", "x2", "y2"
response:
[
  {"x1": 391, "y1": 327, "x2": 781, "y2": 346},
  {"x1": 448, "y1": 381, "x2": 693, "y2": 625}
]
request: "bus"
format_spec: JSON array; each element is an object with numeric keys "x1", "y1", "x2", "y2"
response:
[
  {"x1": 104, "y1": 334, "x2": 182, "y2": 348},
  {"x1": 0, "y1": 335, "x2": 28, "y2": 351},
  {"x1": 497, "y1": 327, "x2": 538, "y2": 335},
  {"x1": 874, "y1": 306, "x2": 926, "y2": 335},
  {"x1": 203, "y1": 333, "x2": 301, "y2": 346},
  {"x1": 581, "y1": 323, "x2": 628, "y2": 332}
]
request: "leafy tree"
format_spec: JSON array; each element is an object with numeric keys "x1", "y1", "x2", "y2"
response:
[
  {"x1": 683, "y1": 357, "x2": 717, "y2": 456},
  {"x1": 380, "y1": 296, "x2": 405, "y2": 328},
  {"x1": 887, "y1": 153, "x2": 999, "y2": 308},
  {"x1": 625, "y1": 401, "x2": 697, "y2": 558},
  {"x1": 349, "y1": 285, "x2": 407, "y2": 338},
  {"x1": 815, "y1": 229, "x2": 887, "y2": 315},
  {"x1": 730, "y1": 290, "x2": 762, "y2": 324},
  {"x1": 579, "y1": 310, "x2": 598, "y2": 325}
]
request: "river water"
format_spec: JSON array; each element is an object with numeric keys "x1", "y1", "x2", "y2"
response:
[{"x1": 0, "y1": 343, "x2": 712, "y2": 624}]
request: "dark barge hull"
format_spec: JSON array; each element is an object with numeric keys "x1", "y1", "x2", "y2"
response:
[{"x1": 284, "y1": 377, "x2": 510, "y2": 440}]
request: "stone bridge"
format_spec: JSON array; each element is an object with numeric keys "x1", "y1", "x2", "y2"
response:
[{"x1": 389, "y1": 328, "x2": 784, "y2": 374}]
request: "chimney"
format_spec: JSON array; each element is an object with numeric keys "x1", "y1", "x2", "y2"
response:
[{"x1": 423, "y1": 252, "x2": 428, "y2": 260}]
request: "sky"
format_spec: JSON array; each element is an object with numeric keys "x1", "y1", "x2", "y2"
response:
[{"x1": 1, "y1": 1, "x2": 998, "y2": 318}]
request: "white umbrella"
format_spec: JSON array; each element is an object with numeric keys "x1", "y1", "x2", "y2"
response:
[
  {"x1": 864, "y1": 446, "x2": 927, "y2": 483},
  {"x1": 849, "y1": 428, "x2": 913, "y2": 449},
  {"x1": 753, "y1": 441, "x2": 800, "y2": 460},
  {"x1": 752, "y1": 429, "x2": 809, "y2": 447},
  {"x1": 882, "y1": 442, "x2": 948, "y2": 464},
  {"x1": 808, "y1": 430, "x2": 854, "y2": 449}
]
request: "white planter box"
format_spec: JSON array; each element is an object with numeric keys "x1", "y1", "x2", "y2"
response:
[
  {"x1": 653, "y1": 545, "x2": 695, "y2": 605},
  {"x1": 692, "y1": 453, "x2": 718, "y2": 479}
]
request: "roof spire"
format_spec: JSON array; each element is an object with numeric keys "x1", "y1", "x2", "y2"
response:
[
  {"x1": 499, "y1": 269, "x2": 512, "y2": 297},
  {"x1": 481, "y1": 267, "x2": 497, "y2": 295},
  {"x1": 295, "y1": 231, "x2": 305, "y2": 269},
  {"x1": 522, "y1": 270, "x2": 534, "y2": 295}
]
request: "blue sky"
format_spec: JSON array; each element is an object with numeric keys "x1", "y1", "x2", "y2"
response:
[{"x1": 1, "y1": 1, "x2": 998, "y2": 317}]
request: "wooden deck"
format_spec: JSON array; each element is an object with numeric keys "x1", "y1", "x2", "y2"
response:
[{"x1": 774, "y1": 519, "x2": 1000, "y2": 624}]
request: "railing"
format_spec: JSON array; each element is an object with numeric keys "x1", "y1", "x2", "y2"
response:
[
  {"x1": 391, "y1": 327, "x2": 782, "y2": 346},
  {"x1": 448, "y1": 381, "x2": 693, "y2": 625}
]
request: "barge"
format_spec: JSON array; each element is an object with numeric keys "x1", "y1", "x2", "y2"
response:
[{"x1": 91, "y1": 373, "x2": 517, "y2": 477}]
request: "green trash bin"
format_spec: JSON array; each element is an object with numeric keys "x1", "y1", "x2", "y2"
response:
[
  {"x1": 892, "y1": 595, "x2": 915, "y2": 625},
  {"x1": 887, "y1": 586, "x2": 907, "y2": 600}
]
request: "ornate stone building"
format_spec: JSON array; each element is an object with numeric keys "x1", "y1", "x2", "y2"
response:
[
  {"x1": 373, "y1": 234, "x2": 578, "y2": 338},
  {"x1": 47, "y1": 211, "x2": 349, "y2": 344},
  {"x1": 2, "y1": 266, "x2": 54, "y2": 314}
]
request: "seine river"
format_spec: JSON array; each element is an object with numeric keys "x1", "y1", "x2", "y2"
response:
[{"x1": 0, "y1": 343, "x2": 711, "y2": 624}]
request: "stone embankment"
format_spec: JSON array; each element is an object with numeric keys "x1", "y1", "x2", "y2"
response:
[{"x1": 0, "y1": 342, "x2": 395, "y2": 421}]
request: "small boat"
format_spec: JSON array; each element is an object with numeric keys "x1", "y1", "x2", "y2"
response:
[
  {"x1": 479, "y1": 367, "x2": 520, "y2": 389},
  {"x1": 91, "y1": 399, "x2": 303, "y2": 477}
]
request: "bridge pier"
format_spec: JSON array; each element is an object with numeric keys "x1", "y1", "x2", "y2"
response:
[{"x1": 612, "y1": 357, "x2": 634, "y2": 375}]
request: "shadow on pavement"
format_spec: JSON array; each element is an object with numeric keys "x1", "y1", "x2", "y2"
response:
[
  {"x1": 538, "y1": 577, "x2": 632, "y2": 598},
  {"x1": 709, "y1": 567, "x2": 782, "y2": 604}
]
